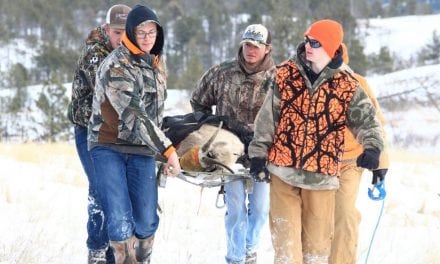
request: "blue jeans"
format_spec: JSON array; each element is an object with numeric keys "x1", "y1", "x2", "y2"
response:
[
  {"x1": 224, "y1": 180, "x2": 270, "y2": 263},
  {"x1": 90, "y1": 146, "x2": 159, "y2": 241},
  {"x1": 74, "y1": 126, "x2": 113, "y2": 261}
]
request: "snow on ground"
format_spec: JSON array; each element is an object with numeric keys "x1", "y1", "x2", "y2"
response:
[
  {"x1": 358, "y1": 14, "x2": 440, "y2": 60},
  {"x1": 1, "y1": 146, "x2": 439, "y2": 263},
  {"x1": 369, "y1": 64, "x2": 440, "y2": 153},
  {"x1": 1, "y1": 13, "x2": 440, "y2": 264},
  {"x1": 0, "y1": 38, "x2": 37, "y2": 72},
  {"x1": 1, "y1": 87, "x2": 439, "y2": 263}
]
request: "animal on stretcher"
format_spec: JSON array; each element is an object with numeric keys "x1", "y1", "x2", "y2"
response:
[{"x1": 159, "y1": 112, "x2": 253, "y2": 189}]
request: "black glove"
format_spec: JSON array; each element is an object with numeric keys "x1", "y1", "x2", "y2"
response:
[
  {"x1": 237, "y1": 153, "x2": 251, "y2": 168},
  {"x1": 356, "y1": 148, "x2": 380, "y2": 170},
  {"x1": 372, "y1": 169, "x2": 387, "y2": 185},
  {"x1": 249, "y1": 158, "x2": 270, "y2": 183},
  {"x1": 240, "y1": 131, "x2": 254, "y2": 154}
]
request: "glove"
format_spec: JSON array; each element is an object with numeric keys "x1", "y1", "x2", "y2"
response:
[
  {"x1": 237, "y1": 153, "x2": 251, "y2": 168},
  {"x1": 372, "y1": 169, "x2": 387, "y2": 185},
  {"x1": 249, "y1": 158, "x2": 270, "y2": 183},
  {"x1": 356, "y1": 148, "x2": 380, "y2": 170},
  {"x1": 240, "y1": 131, "x2": 254, "y2": 154}
]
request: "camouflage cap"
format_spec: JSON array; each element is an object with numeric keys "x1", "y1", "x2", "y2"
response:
[
  {"x1": 240, "y1": 24, "x2": 272, "y2": 48},
  {"x1": 105, "y1": 4, "x2": 131, "y2": 29}
]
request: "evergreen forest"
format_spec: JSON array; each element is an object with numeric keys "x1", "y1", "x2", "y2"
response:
[{"x1": 0, "y1": 0, "x2": 439, "y2": 141}]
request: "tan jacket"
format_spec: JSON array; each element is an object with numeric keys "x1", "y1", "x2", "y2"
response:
[{"x1": 342, "y1": 73, "x2": 390, "y2": 169}]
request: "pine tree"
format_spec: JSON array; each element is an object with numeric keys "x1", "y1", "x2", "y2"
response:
[
  {"x1": 267, "y1": 0, "x2": 307, "y2": 63},
  {"x1": 371, "y1": 0, "x2": 384, "y2": 18},
  {"x1": 388, "y1": 0, "x2": 403, "y2": 17},
  {"x1": 345, "y1": 39, "x2": 368, "y2": 75},
  {"x1": 351, "y1": 0, "x2": 371, "y2": 18},
  {"x1": 35, "y1": 79, "x2": 70, "y2": 142},
  {"x1": 406, "y1": 0, "x2": 417, "y2": 15},
  {"x1": 178, "y1": 40, "x2": 205, "y2": 91},
  {"x1": 34, "y1": 44, "x2": 78, "y2": 83},
  {"x1": 8, "y1": 63, "x2": 29, "y2": 113},
  {"x1": 368, "y1": 46, "x2": 394, "y2": 74},
  {"x1": 417, "y1": 30, "x2": 440, "y2": 66}
]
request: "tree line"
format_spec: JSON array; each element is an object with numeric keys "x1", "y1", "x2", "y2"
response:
[{"x1": 0, "y1": 0, "x2": 439, "y2": 142}]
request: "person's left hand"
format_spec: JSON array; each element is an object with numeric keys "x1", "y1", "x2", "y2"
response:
[{"x1": 356, "y1": 148, "x2": 380, "y2": 170}]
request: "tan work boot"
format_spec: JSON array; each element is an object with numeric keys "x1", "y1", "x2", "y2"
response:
[
  {"x1": 135, "y1": 235, "x2": 154, "y2": 264},
  {"x1": 110, "y1": 236, "x2": 136, "y2": 264}
]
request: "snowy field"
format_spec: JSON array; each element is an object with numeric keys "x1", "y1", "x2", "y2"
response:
[
  {"x1": 0, "y1": 143, "x2": 439, "y2": 264},
  {"x1": 1, "y1": 13, "x2": 440, "y2": 264},
  {"x1": 358, "y1": 14, "x2": 440, "y2": 60}
]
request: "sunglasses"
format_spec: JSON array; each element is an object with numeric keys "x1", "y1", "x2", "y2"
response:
[{"x1": 304, "y1": 36, "x2": 322, "y2": 48}]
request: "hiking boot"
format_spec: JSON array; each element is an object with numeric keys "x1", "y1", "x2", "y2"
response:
[
  {"x1": 88, "y1": 249, "x2": 106, "y2": 264},
  {"x1": 135, "y1": 235, "x2": 154, "y2": 264},
  {"x1": 110, "y1": 236, "x2": 136, "y2": 264},
  {"x1": 245, "y1": 252, "x2": 257, "y2": 264}
]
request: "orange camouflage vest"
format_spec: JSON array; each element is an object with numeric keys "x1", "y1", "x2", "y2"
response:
[{"x1": 268, "y1": 60, "x2": 358, "y2": 176}]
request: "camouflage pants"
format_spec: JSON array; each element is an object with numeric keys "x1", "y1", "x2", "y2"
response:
[
  {"x1": 269, "y1": 175, "x2": 335, "y2": 264},
  {"x1": 329, "y1": 162, "x2": 363, "y2": 264}
]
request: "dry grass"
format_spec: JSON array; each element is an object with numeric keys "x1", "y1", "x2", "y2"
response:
[
  {"x1": 0, "y1": 142, "x2": 77, "y2": 164},
  {"x1": 388, "y1": 147, "x2": 440, "y2": 164},
  {"x1": 1, "y1": 142, "x2": 437, "y2": 166},
  {"x1": 0, "y1": 142, "x2": 89, "y2": 263},
  {"x1": 0, "y1": 142, "x2": 87, "y2": 191},
  {"x1": 0, "y1": 143, "x2": 438, "y2": 263}
]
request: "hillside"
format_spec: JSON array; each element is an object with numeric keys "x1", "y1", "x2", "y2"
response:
[
  {"x1": 0, "y1": 14, "x2": 439, "y2": 151},
  {"x1": 371, "y1": 64, "x2": 440, "y2": 152},
  {"x1": 1, "y1": 13, "x2": 440, "y2": 264},
  {"x1": 358, "y1": 14, "x2": 440, "y2": 60}
]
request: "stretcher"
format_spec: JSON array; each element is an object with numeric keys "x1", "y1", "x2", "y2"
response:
[{"x1": 157, "y1": 164, "x2": 253, "y2": 208}]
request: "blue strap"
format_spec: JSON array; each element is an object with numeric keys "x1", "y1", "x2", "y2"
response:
[
  {"x1": 365, "y1": 180, "x2": 386, "y2": 263},
  {"x1": 368, "y1": 181, "x2": 386, "y2": 200}
]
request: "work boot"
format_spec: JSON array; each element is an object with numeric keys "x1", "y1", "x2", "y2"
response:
[
  {"x1": 105, "y1": 246, "x2": 116, "y2": 264},
  {"x1": 88, "y1": 249, "x2": 106, "y2": 264},
  {"x1": 135, "y1": 235, "x2": 154, "y2": 264},
  {"x1": 110, "y1": 236, "x2": 136, "y2": 264},
  {"x1": 245, "y1": 252, "x2": 257, "y2": 264}
]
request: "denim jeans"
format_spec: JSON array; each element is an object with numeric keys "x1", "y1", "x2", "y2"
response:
[
  {"x1": 224, "y1": 180, "x2": 270, "y2": 263},
  {"x1": 74, "y1": 126, "x2": 113, "y2": 261},
  {"x1": 90, "y1": 146, "x2": 159, "y2": 241}
]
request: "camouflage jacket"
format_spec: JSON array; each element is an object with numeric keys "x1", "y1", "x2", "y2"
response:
[
  {"x1": 248, "y1": 43, "x2": 384, "y2": 190},
  {"x1": 88, "y1": 44, "x2": 171, "y2": 157},
  {"x1": 70, "y1": 25, "x2": 112, "y2": 127},
  {"x1": 190, "y1": 47, "x2": 275, "y2": 130}
]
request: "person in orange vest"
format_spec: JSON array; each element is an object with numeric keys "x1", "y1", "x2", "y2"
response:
[
  {"x1": 329, "y1": 43, "x2": 390, "y2": 264},
  {"x1": 248, "y1": 19, "x2": 386, "y2": 263}
]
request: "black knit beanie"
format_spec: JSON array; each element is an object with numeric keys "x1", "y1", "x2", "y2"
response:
[{"x1": 125, "y1": 4, "x2": 164, "y2": 55}]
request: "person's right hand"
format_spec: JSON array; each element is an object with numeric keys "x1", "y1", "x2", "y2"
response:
[
  {"x1": 249, "y1": 157, "x2": 270, "y2": 183},
  {"x1": 164, "y1": 151, "x2": 181, "y2": 177}
]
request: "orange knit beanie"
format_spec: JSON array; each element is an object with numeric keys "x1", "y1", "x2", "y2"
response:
[{"x1": 304, "y1": 19, "x2": 343, "y2": 58}]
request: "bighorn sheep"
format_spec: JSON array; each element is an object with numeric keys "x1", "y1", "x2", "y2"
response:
[{"x1": 177, "y1": 122, "x2": 245, "y2": 173}]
